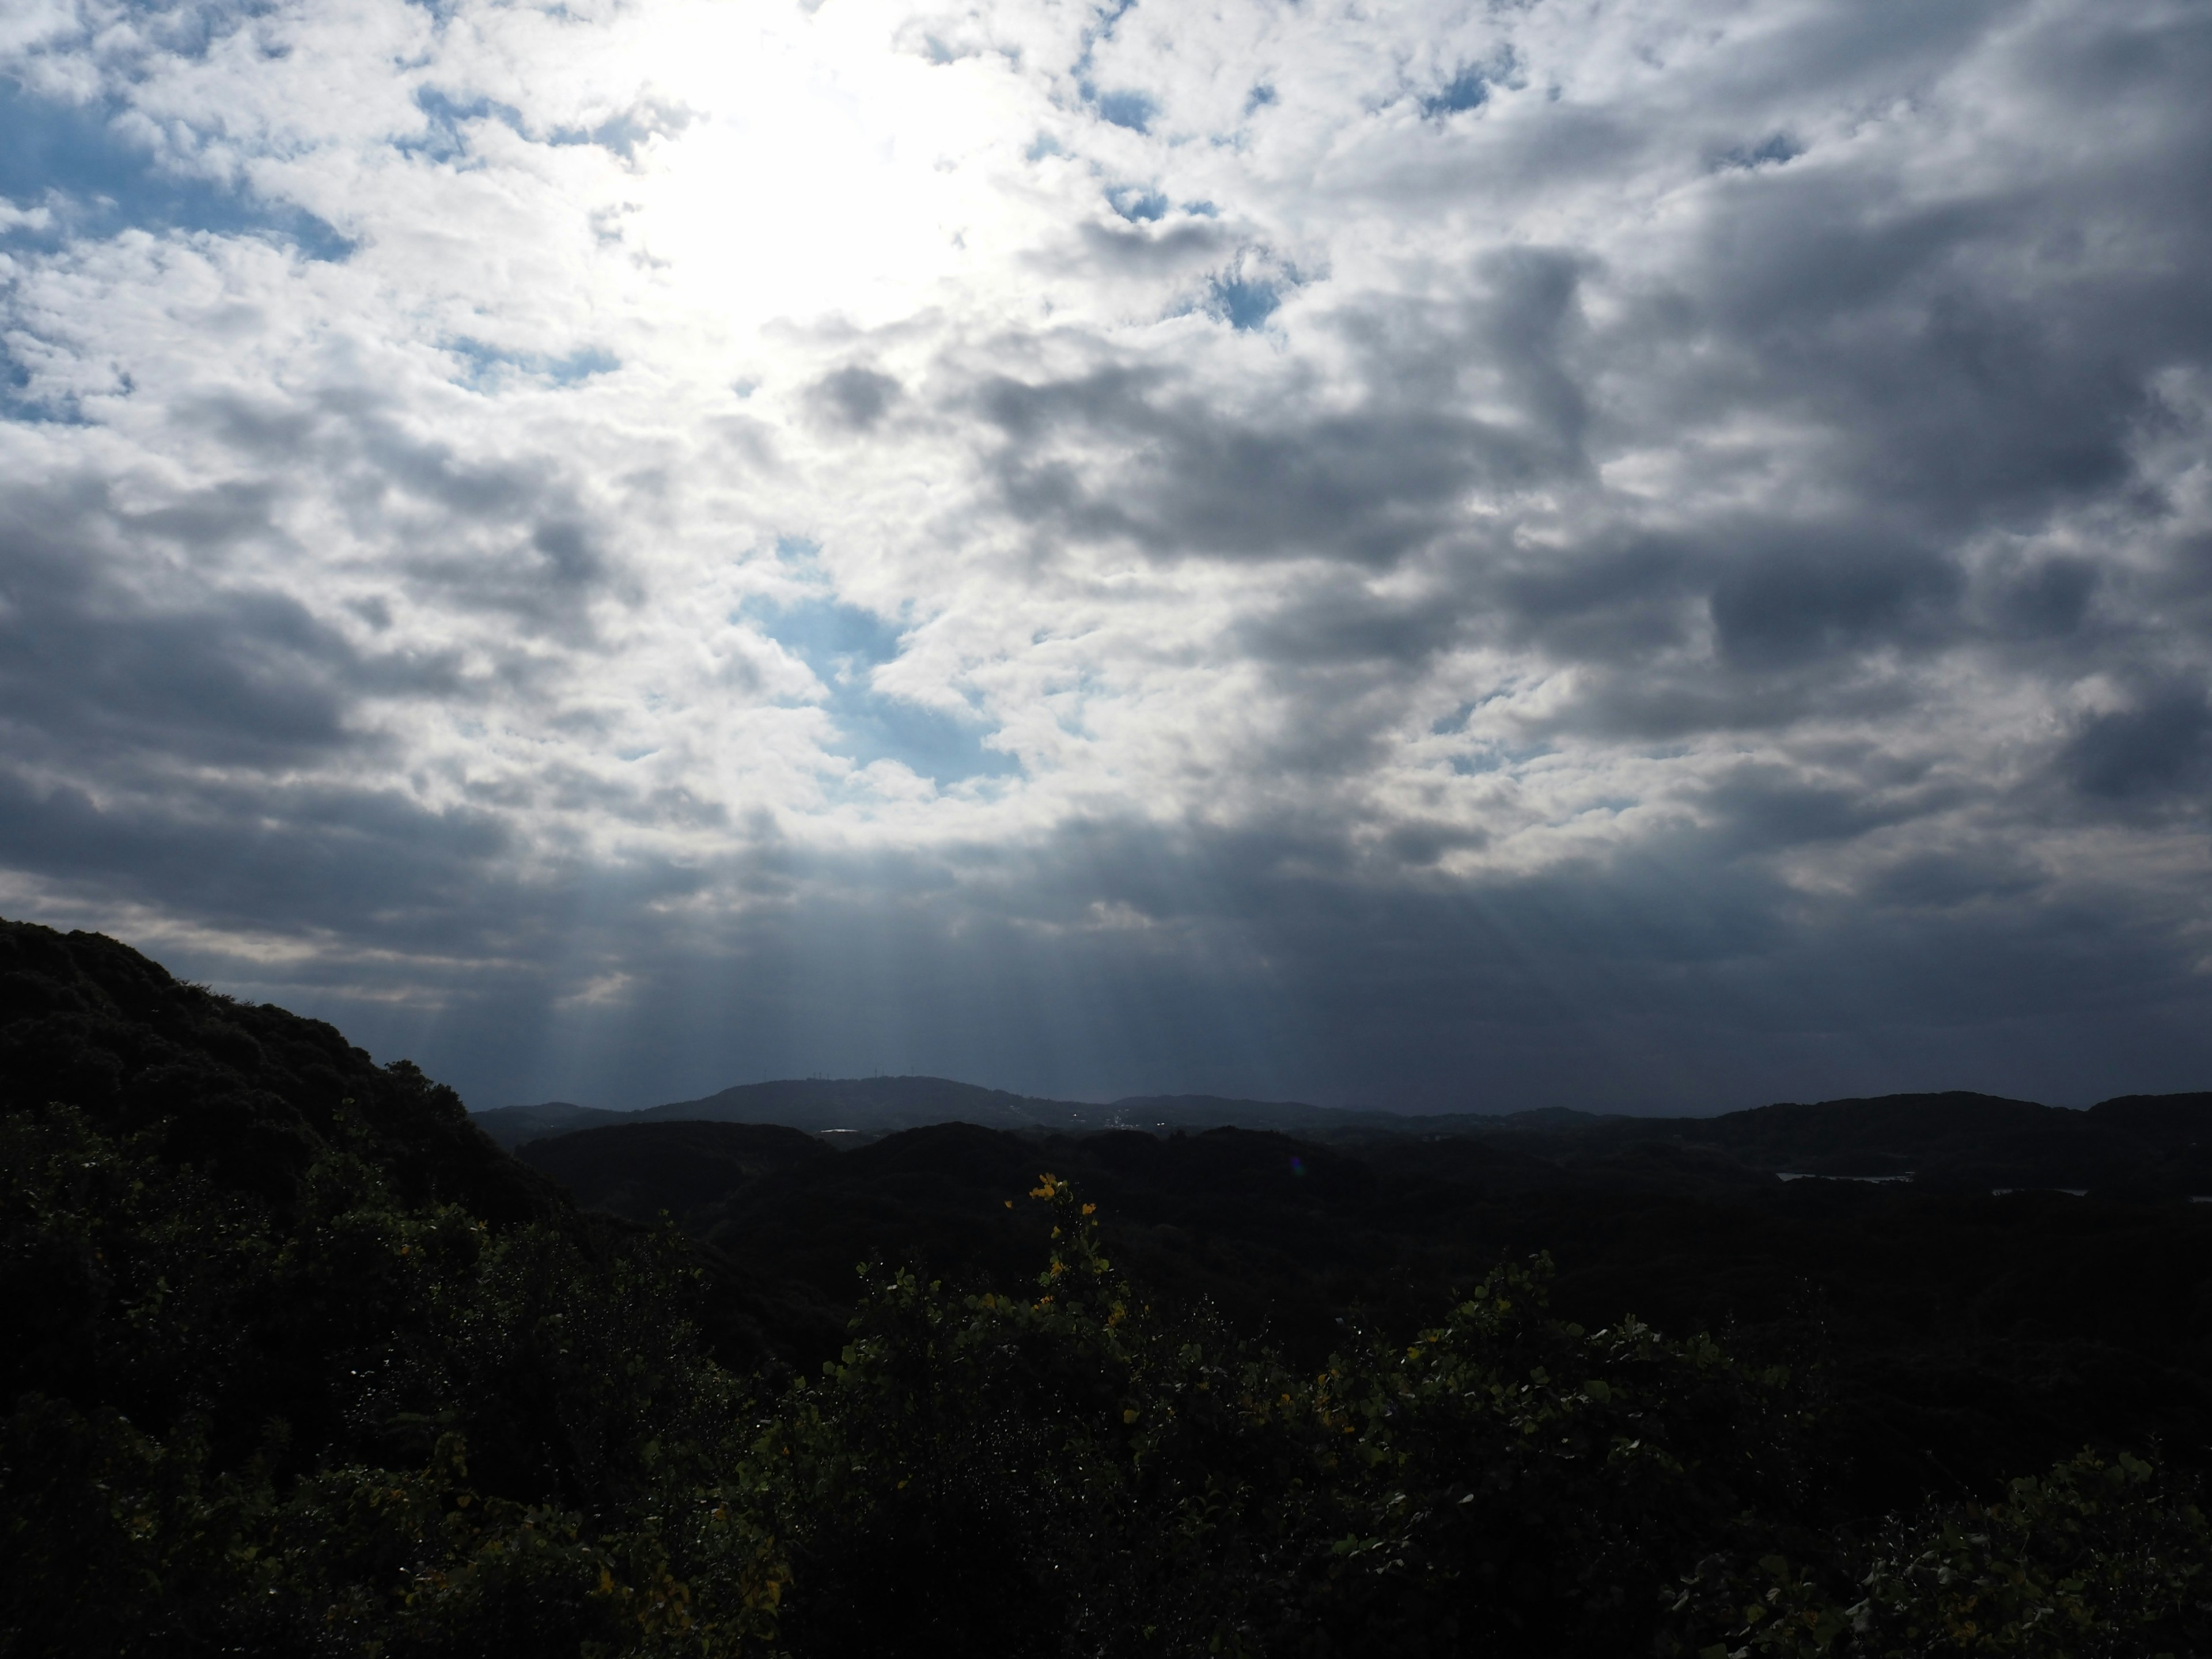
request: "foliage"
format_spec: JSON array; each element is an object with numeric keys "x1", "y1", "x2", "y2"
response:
[
  {"x1": 1668, "y1": 1449, "x2": 2212, "y2": 1658},
  {"x1": 0, "y1": 1101, "x2": 784, "y2": 1658},
  {"x1": 733, "y1": 1173, "x2": 1810, "y2": 1657}
]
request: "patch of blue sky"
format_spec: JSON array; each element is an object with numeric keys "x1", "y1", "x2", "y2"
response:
[
  {"x1": 1448, "y1": 742, "x2": 1553, "y2": 777},
  {"x1": 1107, "y1": 185, "x2": 1168, "y2": 222},
  {"x1": 1721, "y1": 134, "x2": 1803, "y2": 171},
  {"x1": 398, "y1": 88, "x2": 525, "y2": 162},
  {"x1": 0, "y1": 344, "x2": 97, "y2": 427},
  {"x1": 0, "y1": 81, "x2": 353, "y2": 259},
  {"x1": 550, "y1": 101, "x2": 692, "y2": 161},
  {"x1": 1092, "y1": 88, "x2": 1157, "y2": 134},
  {"x1": 1209, "y1": 272, "x2": 1283, "y2": 331},
  {"x1": 444, "y1": 339, "x2": 620, "y2": 391},
  {"x1": 772, "y1": 535, "x2": 825, "y2": 571},
  {"x1": 743, "y1": 590, "x2": 1020, "y2": 787},
  {"x1": 1419, "y1": 51, "x2": 1521, "y2": 120},
  {"x1": 1422, "y1": 69, "x2": 1491, "y2": 117}
]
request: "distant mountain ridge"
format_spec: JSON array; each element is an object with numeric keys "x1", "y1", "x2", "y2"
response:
[
  {"x1": 649, "y1": 1075, "x2": 1090, "y2": 1134},
  {"x1": 469, "y1": 1075, "x2": 1411, "y2": 1147},
  {"x1": 470, "y1": 1099, "x2": 631, "y2": 1145},
  {"x1": 474, "y1": 1077, "x2": 2212, "y2": 1193}
]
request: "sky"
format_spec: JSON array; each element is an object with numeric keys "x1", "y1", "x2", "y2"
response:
[{"x1": 1, "y1": 0, "x2": 2208, "y2": 1115}]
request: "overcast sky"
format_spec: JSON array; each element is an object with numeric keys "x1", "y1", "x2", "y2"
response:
[{"x1": 2, "y1": 0, "x2": 2207, "y2": 1113}]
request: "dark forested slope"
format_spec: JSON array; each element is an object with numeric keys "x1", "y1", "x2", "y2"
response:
[
  {"x1": 0, "y1": 918, "x2": 796, "y2": 1656},
  {"x1": 518, "y1": 1119, "x2": 832, "y2": 1222},
  {"x1": 0, "y1": 919, "x2": 559, "y2": 1224}
]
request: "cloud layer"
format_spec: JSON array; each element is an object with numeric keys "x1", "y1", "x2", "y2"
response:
[{"x1": 2, "y1": 0, "x2": 2207, "y2": 1110}]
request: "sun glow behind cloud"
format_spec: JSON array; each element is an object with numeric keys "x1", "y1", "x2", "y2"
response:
[{"x1": 627, "y1": 4, "x2": 1040, "y2": 337}]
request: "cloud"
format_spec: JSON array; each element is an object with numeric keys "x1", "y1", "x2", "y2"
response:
[
  {"x1": 809, "y1": 366, "x2": 904, "y2": 432},
  {"x1": 2065, "y1": 686, "x2": 2212, "y2": 802},
  {"x1": 0, "y1": 0, "x2": 2207, "y2": 1112}
]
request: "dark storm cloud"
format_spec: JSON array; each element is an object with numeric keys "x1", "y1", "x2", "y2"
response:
[
  {"x1": 977, "y1": 376, "x2": 1539, "y2": 566},
  {"x1": 1666, "y1": 195, "x2": 2175, "y2": 532},
  {"x1": 1982, "y1": 555, "x2": 2099, "y2": 642},
  {"x1": 0, "y1": 770, "x2": 509, "y2": 938},
  {"x1": 180, "y1": 388, "x2": 631, "y2": 639},
  {"x1": 1705, "y1": 530, "x2": 1961, "y2": 670},
  {"x1": 1633, "y1": 43, "x2": 2212, "y2": 550},
  {"x1": 0, "y1": 476, "x2": 462, "y2": 769},
  {"x1": 1694, "y1": 763, "x2": 1942, "y2": 854},
  {"x1": 2064, "y1": 686, "x2": 2212, "y2": 804},
  {"x1": 972, "y1": 249, "x2": 1596, "y2": 566},
  {"x1": 810, "y1": 366, "x2": 905, "y2": 432},
  {"x1": 1234, "y1": 573, "x2": 1469, "y2": 669},
  {"x1": 1072, "y1": 216, "x2": 1229, "y2": 274}
]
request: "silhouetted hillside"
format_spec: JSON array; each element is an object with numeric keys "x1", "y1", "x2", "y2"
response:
[
  {"x1": 2092, "y1": 1090, "x2": 2212, "y2": 1149},
  {"x1": 472, "y1": 1077, "x2": 1384, "y2": 1146},
  {"x1": 0, "y1": 918, "x2": 559, "y2": 1224},
  {"x1": 471, "y1": 1099, "x2": 630, "y2": 1147},
  {"x1": 644, "y1": 1074, "x2": 1084, "y2": 1132}
]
